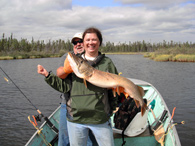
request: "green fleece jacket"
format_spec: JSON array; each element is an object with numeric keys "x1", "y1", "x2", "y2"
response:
[{"x1": 45, "y1": 55, "x2": 118, "y2": 124}]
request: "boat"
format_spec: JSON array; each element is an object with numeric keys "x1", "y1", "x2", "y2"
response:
[{"x1": 25, "y1": 78, "x2": 181, "y2": 146}]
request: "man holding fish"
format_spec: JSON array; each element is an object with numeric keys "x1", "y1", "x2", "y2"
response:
[{"x1": 38, "y1": 27, "x2": 146, "y2": 146}]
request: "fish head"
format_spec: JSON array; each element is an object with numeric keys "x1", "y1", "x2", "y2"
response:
[{"x1": 67, "y1": 52, "x2": 93, "y2": 79}]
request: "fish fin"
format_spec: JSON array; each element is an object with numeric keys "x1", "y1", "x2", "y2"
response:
[
  {"x1": 134, "y1": 99, "x2": 140, "y2": 108},
  {"x1": 116, "y1": 86, "x2": 120, "y2": 95},
  {"x1": 119, "y1": 86, "x2": 124, "y2": 93},
  {"x1": 83, "y1": 79, "x2": 87, "y2": 88},
  {"x1": 118, "y1": 86, "x2": 128, "y2": 97},
  {"x1": 137, "y1": 85, "x2": 145, "y2": 97},
  {"x1": 124, "y1": 93, "x2": 129, "y2": 98},
  {"x1": 112, "y1": 88, "x2": 116, "y2": 97},
  {"x1": 141, "y1": 102, "x2": 148, "y2": 116}
]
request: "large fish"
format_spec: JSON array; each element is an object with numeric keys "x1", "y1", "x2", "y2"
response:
[{"x1": 67, "y1": 52, "x2": 147, "y2": 116}]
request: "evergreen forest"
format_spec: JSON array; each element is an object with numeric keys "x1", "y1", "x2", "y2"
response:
[{"x1": 1, "y1": 33, "x2": 195, "y2": 62}]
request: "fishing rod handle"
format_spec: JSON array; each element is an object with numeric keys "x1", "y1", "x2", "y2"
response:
[{"x1": 153, "y1": 110, "x2": 167, "y2": 131}]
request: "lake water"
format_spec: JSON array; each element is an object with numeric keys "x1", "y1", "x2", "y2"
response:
[{"x1": 0, "y1": 54, "x2": 195, "y2": 146}]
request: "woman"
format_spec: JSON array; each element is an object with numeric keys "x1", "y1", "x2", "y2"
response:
[{"x1": 38, "y1": 27, "x2": 118, "y2": 146}]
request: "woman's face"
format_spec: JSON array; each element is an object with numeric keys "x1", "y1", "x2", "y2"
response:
[{"x1": 83, "y1": 33, "x2": 100, "y2": 56}]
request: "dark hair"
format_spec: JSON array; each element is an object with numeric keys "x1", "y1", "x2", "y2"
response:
[{"x1": 83, "y1": 27, "x2": 103, "y2": 46}]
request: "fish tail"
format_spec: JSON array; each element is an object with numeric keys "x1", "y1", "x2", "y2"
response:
[{"x1": 141, "y1": 102, "x2": 148, "y2": 116}]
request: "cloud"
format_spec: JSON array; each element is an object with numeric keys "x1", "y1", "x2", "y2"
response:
[
  {"x1": 69, "y1": 4, "x2": 195, "y2": 43},
  {"x1": 114, "y1": 0, "x2": 193, "y2": 8},
  {"x1": 0, "y1": 0, "x2": 194, "y2": 44}
]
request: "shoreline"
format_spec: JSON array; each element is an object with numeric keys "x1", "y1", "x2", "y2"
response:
[
  {"x1": 144, "y1": 53, "x2": 195, "y2": 62},
  {"x1": 0, "y1": 52, "x2": 195, "y2": 62},
  {"x1": 0, "y1": 52, "x2": 142, "y2": 60}
]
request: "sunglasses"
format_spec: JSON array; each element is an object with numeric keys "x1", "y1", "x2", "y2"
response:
[{"x1": 73, "y1": 39, "x2": 83, "y2": 45}]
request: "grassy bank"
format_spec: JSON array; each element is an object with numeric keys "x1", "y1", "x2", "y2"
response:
[
  {"x1": 0, "y1": 51, "x2": 143, "y2": 60},
  {"x1": 1, "y1": 47, "x2": 195, "y2": 62},
  {"x1": 144, "y1": 47, "x2": 195, "y2": 62},
  {"x1": 144, "y1": 53, "x2": 195, "y2": 62},
  {"x1": 104, "y1": 52, "x2": 143, "y2": 55},
  {"x1": 0, "y1": 54, "x2": 62, "y2": 60},
  {"x1": 0, "y1": 50, "x2": 66, "y2": 60}
]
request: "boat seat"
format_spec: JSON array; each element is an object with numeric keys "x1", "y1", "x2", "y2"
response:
[
  {"x1": 113, "y1": 126, "x2": 151, "y2": 139},
  {"x1": 112, "y1": 110, "x2": 149, "y2": 137}
]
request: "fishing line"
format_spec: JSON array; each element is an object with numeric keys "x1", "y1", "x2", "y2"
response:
[
  {"x1": 0, "y1": 66, "x2": 59, "y2": 133},
  {"x1": 0, "y1": 66, "x2": 41, "y2": 115}
]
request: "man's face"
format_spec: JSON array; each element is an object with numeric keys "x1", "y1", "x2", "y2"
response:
[{"x1": 72, "y1": 38, "x2": 84, "y2": 54}]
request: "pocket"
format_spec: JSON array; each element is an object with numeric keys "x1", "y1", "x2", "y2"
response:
[{"x1": 71, "y1": 93, "x2": 105, "y2": 115}]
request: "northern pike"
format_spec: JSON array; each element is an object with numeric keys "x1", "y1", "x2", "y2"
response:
[{"x1": 67, "y1": 52, "x2": 147, "y2": 116}]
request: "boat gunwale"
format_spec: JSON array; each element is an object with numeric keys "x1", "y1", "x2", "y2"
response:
[
  {"x1": 25, "y1": 106, "x2": 61, "y2": 146},
  {"x1": 129, "y1": 78, "x2": 181, "y2": 146}
]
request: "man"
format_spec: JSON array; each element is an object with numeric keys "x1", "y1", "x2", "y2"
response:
[
  {"x1": 38, "y1": 32, "x2": 98, "y2": 146},
  {"x1": 56, "y1": 32, "x2": 85, "y2": 146},
  {"x1": 57, "y1": 32, "x2": 84, "y2": 78}
]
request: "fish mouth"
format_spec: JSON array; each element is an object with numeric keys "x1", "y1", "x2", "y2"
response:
[{"x1": 68, "y1": 52, "x2": 80, "y2": 66}]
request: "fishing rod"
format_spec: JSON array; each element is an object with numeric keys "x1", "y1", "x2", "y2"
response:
[
  {"x1": 0, "y1": 66, "x2": 59, "y2": 133},
  {"x1": 0, "y1": 66, "x2": 41, "y2": 114}
]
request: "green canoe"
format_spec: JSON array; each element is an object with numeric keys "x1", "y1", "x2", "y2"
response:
[{"x1": 25, "y1": 78, "x2": 181, "y2": 146}]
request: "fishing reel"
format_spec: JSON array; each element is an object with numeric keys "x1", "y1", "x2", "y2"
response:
[{"x1": 34, "y1": 114, "x2": 44, "y2": 122}]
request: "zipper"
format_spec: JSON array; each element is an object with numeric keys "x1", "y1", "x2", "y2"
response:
[{"x1": 71, "y1": 92, "x2": 104, "y2": 97}]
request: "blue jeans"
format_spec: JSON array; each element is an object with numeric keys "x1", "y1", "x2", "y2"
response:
[
  {"x1": 58, "y1": 103, "x2": 69, "y2": 146},
  {"x1": 67, "y1": 120, "x2": 114, "y2": 146},
  {"x1": 58, "y1": 104, "x2": 97, "y2": 146}
]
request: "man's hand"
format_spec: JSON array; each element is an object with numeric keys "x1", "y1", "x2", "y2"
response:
[
  {"x1": 56, "y1": 56, "x2": 73, "y2": 79},
  {"x1": 37, "y1": 64, "x2": 49, "y2": 77}
]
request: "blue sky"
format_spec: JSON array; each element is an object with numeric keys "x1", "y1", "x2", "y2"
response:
[
  {"x1": 73, "y1": 0, "x2": 195, "y2": 8},
  {"x1": 0, "y1": 0, "x2": 194, "y2": 43},
  {"x1": 72, "y1": 0, "x2": 144, "y2": 7},
  {"x1": 72, "y1": 0, "x2": 122, "y2": 7}
]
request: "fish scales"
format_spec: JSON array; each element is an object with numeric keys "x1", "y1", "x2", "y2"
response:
[{"x1": 67, "y1": 52, "x2": 147, "y2": 116}]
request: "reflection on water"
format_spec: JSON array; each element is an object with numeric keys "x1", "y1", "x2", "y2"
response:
[{"x1": 0, "y1": 55, "x2": 195, "y2": 146}]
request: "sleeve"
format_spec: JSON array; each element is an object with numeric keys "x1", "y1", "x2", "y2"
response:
[
  {"x1": 107, "y1": 58, "x2": 118, "y2": 75},
  {"x1": 45, "y1": 72, "x2": 71, "y2": 93}
]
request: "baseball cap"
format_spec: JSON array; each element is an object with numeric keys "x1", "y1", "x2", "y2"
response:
[{"x1": 71, "y1": 32, "x2": 83, "y2": 43}]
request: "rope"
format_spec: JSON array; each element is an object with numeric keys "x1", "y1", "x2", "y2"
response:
[
  {"x1": 166, "y1": 121, "x2": 185, "y2": 135},
  {"x1": 159, "y1": 121, "x2": 185, "y2": 145},
  {"x1": 154, "y1": 107, "x2": 184, "y2": 146}
]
